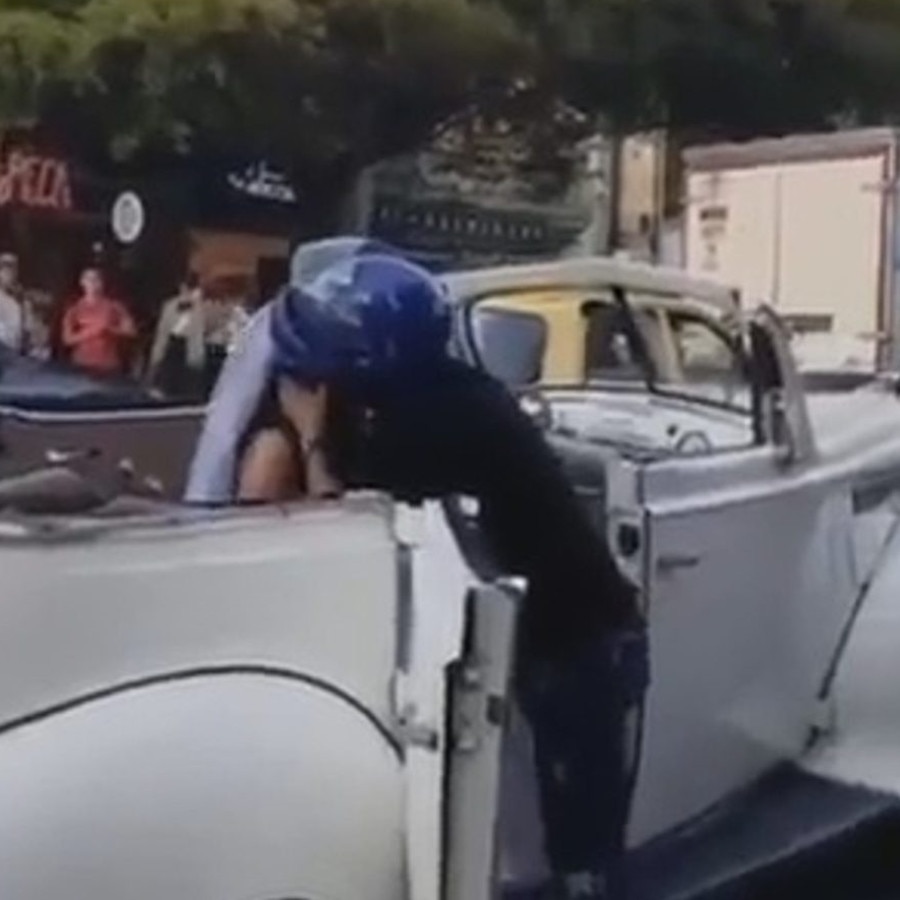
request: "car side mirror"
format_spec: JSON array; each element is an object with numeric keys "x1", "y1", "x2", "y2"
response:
[{"x1": 469, "y1": 307, "x2": 547, "y2": 389}]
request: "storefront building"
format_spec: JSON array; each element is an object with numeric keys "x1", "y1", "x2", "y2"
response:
[
  {"x1": 358, "y1": 95, "x2": 593, "y2": 270},
  {"x1": 0, "y1": 131, "x2": 309, "y2": 375},
  {"x1": 0, "y1": 137, "x2": 116, "y2": 302},
  {"x1": 183, "y1": 159, "x2": 300, "y2": 299},
  {"x1": 107, "y1": 157, "x2": 300, "y2": 313},
  {"x1": 1, "y1": 136, "x2": 299, "y2": 299}
]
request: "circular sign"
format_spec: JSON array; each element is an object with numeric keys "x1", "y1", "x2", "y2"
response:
[{"x1": 111, "y1": 191, "x2": 145, "y2": 244}]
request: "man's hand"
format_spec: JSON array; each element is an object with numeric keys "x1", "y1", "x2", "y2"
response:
[
  {"x1": 277, "y1": 378, "x2": 327, "y2": 443},
  {"x1": 277, "y1": 377, "x2": 342, "y2": 499}
]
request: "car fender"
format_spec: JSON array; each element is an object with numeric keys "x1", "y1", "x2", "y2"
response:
[{"x1": 0, "y1": 672, "x2": 404, "y2": 900}]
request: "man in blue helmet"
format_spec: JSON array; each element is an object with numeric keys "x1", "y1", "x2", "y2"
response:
[
  {"x1": 184, "y1": 237, "x2": 397, "y2": 506},
  {"x1": 235, "y1": 248, "x2": 648, "y2": 899}
]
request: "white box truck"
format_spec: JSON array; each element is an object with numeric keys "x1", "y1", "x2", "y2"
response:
[{"x1": 683, "y1": 128, "x2": 900, "y2": 370}]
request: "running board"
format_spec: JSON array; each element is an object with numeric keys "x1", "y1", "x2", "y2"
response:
[
  {"x1": 627, "y1": 765, "x2": 900, "y2": 900},
  {"x1": 502, "y1": 766, "x2": 900, "y2": 900}
]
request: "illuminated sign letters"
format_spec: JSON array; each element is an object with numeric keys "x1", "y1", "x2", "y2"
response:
[{"x1": 0, "y1": 150, "x2": 73, "y2": 211}]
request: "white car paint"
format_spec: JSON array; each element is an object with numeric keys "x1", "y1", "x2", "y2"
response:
[
  {"x1": 546, "y1": 388, "x2": 753, "y2": 456},
  {"x1": 0, "y1": 677, "x2": 403, "y2": 900},
  {"x1": 1, "y1": 256, "x2": 900, "y2": 899},
  {"x1": 803, "y1": 518, "x2": 900, "y2": 795},
  {"x1": 0, "y1": 498, "x2": 400, "y2": 727},
  {"x1": 448, "y1": 260, "x2": 900, "y2": 845}
]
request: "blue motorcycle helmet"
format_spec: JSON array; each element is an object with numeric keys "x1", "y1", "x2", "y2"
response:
[{"x1": 270, "y1": 251, "x2": 452, "y2": 391}]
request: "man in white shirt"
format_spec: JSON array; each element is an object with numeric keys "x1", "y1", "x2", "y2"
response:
[
  {"x1": 146, "y1": 274, "x2": 208, "y2": 397},
  {"x1": 0, "y1": 253, "x2": 23, "y2": 352}
]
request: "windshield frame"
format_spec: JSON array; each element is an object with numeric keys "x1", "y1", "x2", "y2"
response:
[
  {"x1": 610, "y1": 285, "x2": 756, "y2": 415},
  {"x1": 460, "y1": 281, "x2": 759, "y2": 419}
]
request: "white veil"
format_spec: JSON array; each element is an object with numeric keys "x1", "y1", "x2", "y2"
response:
[{"x1": 183, "y1": 237, "x2": 384, "y2": 504}]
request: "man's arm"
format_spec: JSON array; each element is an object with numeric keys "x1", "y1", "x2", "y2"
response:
[
  {"x1": 277, "y1": 379, "x2": 342, "y2": 499},
  {"x1": 111, "y1": 302, "x2": 137, "y2": 339},
  {"x1": 0, "y1": 312, "x2": 18, "y2": 351},
  {"x1": 61, "y1": 307, "x2": 93, "y2": 347},
  {"x1": 0, "y1": 302, "x2": 23, "y2": 352},
  {"x1": 146, "y1": 300, "x2": 174, "y2": 380},
  {"x1": 452, "y1": 377, "x2": 641, "y2": 640}
]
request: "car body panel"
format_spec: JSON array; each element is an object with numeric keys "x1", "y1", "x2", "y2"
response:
[{"x1": 0, "y1": 676, "x2": 405, "y2": 900}]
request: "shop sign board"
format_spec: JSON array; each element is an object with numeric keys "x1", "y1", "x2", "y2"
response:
[
  {"x1": 0, "y1": 149, "x2": 73, "y2": 212},
  {"x1": 111, "y1": 191, "x2": 146, "y2": 244}
]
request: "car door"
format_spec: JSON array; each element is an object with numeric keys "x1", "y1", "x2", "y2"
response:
[
  {"x1": 374, "y1": 501, "x2": 523, "y2": 900},
  {"x1": 0, "y1": 498, "x2": 410, "y2": 900},
  {"x1": 443, "y1": 580, "x2": 520, "y2": 900},
  {"x1": 628, "y1": 307, "x2": 858, "y2": 846}
]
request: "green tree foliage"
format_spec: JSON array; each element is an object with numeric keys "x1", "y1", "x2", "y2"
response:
[
  {"x1": 0, "y1": 3, "x2": 73, "y2": 126},
  {"x1": 0, "y1": 0, "x2": 525, "y2": 227},
  {"x1": 0, "y1": 0, "x2": 525, "y2": 223},
  {"x1": 6, "y1": 0, "x2": 900, "y2": 215},
  {"x1": 500, "y1": 0, "x2": 900, "y2": 135}
]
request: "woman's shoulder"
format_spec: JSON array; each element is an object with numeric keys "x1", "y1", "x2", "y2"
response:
[{"x1": 244, "y1": 424, "x2": 293, "y2": 454}]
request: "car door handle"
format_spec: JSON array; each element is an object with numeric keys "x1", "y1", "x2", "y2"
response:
[{"x1": 656, "y1": 553, "x2": 701, "y2": 573}]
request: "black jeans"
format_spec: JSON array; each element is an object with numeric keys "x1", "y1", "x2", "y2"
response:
[{"x1": 517, "y1": 628, "x2": 650, "y2": 899}]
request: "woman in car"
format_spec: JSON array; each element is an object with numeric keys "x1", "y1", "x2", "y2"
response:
[
  {"x1": 187, "y1": 237, "x2": 398, "y2": 507},
  {"x1": 234, "y1": 377, "x2": 346, "y2": 503}
]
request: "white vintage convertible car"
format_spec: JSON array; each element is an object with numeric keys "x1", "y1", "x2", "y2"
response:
[{"x1": 1, "y1": 257, "x2": 900, "y2": 900}]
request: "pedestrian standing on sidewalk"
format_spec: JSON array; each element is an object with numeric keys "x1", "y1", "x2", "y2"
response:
[
  {"x1": 0, "y1": 253, "x2": 23, "y2": 353},
  {"x1": 62, "y1": 267, "x2": 137, "y2": 376},
  {"x1": 146, "y1": 273, "x2": 208, "y2": 400}
]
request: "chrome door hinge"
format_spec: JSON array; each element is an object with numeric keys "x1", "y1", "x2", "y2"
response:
[{"x1": 396, "y1": 703, "x2": 440, "y2": 751}]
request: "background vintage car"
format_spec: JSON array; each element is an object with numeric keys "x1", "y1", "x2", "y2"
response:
[
  {"x1": 478, "y1": 286, "x2": 745, "y2": 389},
  {"x1": 0, "y1": 347, "x2": 203, "y2": 499}
]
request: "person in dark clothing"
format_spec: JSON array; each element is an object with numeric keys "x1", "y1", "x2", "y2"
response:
[
  {"x1": 255, "y1": 250, "x2": 651, "y2": 899},
  {"x1": 357, "y1": 366, "x2": 647, "y2": 898},
  {"x1": 353, "y1": 360, "x2": 641, "y2": 655}
]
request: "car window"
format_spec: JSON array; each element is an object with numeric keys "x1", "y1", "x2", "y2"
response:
[
  {"x1": 666, "y1": 311, "x2": 747, "y2": 405},
  {"x1": 469, "y1": 289, "x2": 749, "y2": 413},
  {"x1": 475, "y1": 289, "x2": 590, "y2": 384},
  {"x1": 672, "y1": 316, "x2": 734, "y2": 374},
  {"x1": 584, "y1": 302, "x2": 664, "y2": 382},
  {"x1": 468, "y1": 305, "x2": 547, "y2": 387}
]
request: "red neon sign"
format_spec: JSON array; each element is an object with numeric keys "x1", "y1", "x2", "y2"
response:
[{"x1": 0, "y1": 149, "x2": 73, "y2": 211}]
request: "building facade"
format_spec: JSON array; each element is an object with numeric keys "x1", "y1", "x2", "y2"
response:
[{"x1": 356, "y1": 93, "x2": 597, "y2": 269}]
